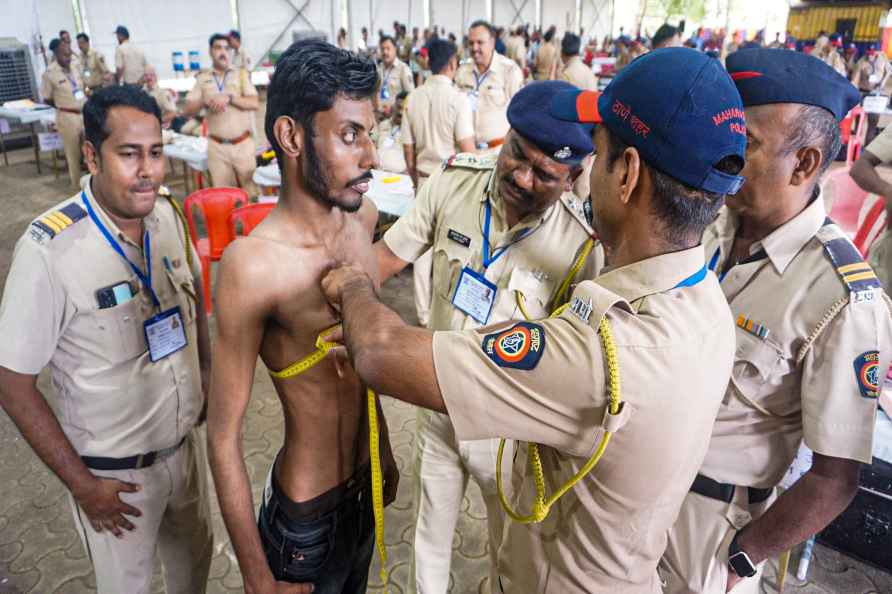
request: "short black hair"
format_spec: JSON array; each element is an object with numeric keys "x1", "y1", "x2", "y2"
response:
[
  {"x1": 395, "y1": 90, "x2": 409, "y2": 103},
  {"x1": 209, "y1": 33, "x2": 230, "y2": 48},
  {"x1": 652, "y1": 24, "x2": 678, "y2": 48},
  {"x1": 229, "y1": 30, "x2": 241, "y2": 40},
  {"x1": 48, "y1": 38, "x2": 61, "y2": 53},
  {"x1": 84, "y1": 85, "x2": 162, "y2": 154},
  {"x1": 380, "y1": 35, "x2": 396, "y2": 48},
  {"x1": 265, "y1": 39, "x2": 377, "y2": 173},
  {"x1": 428, "y1": 39, "x2": 456, "y2": 74},
  {"x1": 603, "y1": 126, "x2": 743, "y2": 246},
  {"x1": 544, "y1": 28, "x2": 556, "y2": 43},
  {"x1": 469, "y1": 20, "x2": 495, "y2": 38},
  {"x1": 783, "y1": 105, "x2": 841, "y2": 191},
  {"x1": 59, "y1": 30, "x2": 69, "y2": 38},
  {"x1": 77, "y1": 33, "x2": 89, "y2": 43},
  {"x1": 562, "y1": 33, "x2": 581, "y2": 55}
]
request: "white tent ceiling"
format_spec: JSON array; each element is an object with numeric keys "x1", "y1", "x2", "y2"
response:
[{"x1": 1, "y1": 0, "x2": 618, "y2": 82}]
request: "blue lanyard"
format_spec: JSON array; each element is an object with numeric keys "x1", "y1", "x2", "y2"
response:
[
  {"x1": 212, "y1": 71, "x2": 228, "y2": 93},
  {"x1": 473, "y1": 69, "x2": 490, "y2": 92},
  {"x1": 481, "y1": 199, "x2": 533, "y2": 270},
  {"x1": 707, "y1": 247, "x2": 728, "y2": 281},
  {"x1": 82, "y1": 191, "x2": 160, "y2": 308},
  {"x1": 672, "y1": 264, "x2": 708, "y2": 289}
]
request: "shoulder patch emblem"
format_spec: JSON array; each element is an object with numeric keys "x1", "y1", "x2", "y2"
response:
[
  {"x1": 482, "y1": 322, "x2": 545, "y2": 370},
  {"x1": 853, "y1": 350, "x2": 880, "y2": 399},
  {"x1": 30, "y1": 202, "x2": 87, "y2": 241}
]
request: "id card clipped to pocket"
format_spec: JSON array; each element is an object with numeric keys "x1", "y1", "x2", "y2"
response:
[
  {"x1": 144, "y1": 307, "x2": 188, "y2": 362},
  {"x1": 452, "y1": 267, "x2": 497, "y2": 324}
]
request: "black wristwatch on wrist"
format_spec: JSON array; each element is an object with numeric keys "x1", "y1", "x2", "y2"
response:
[{"x1": 728, "y1": 532, "x2": 758, "y2": 578}]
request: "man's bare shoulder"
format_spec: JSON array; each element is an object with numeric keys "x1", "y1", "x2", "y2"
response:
[{"x1": 359, "y1": 196, "x2": 379, "y2": 235}]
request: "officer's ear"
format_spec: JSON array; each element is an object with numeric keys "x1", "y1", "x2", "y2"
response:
[
  {"x1": 616, "y1": 146, "x2": 641, "y2": 205},
  {"x1": 790, "y1": 145, "x2": 822, "y2": 187},
  {"x1": 83, "y1": 140, "x2": 101, "y2": 175},
  {"x1": 273, "y1": 115, "x2": 304, "y2": 161}
]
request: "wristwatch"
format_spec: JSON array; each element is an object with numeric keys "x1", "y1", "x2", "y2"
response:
[{"x1": 728, "y1": 532, "x2": 757, "y2": 578}]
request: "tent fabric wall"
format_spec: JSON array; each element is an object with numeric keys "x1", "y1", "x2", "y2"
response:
[
  {"x1": 238, "y1": 0, "x2": 336, "y2": 68},
  {"x1": 82, "y1": 0, "x2": 233, "y2": 79},
  {"x1": 493, "y1": 0, "x2": 537, "y2": 29}
]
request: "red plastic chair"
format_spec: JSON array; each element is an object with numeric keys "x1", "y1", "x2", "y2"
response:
[
  {"x1": 853, "y1": 196, "x2": 887, "y2": 255},
  {"x1": 230, "y1": 202, "x2": 274, "y2": 237},
  {"x1": 183, "y1": 187, "x2": 248, "y2": 314},
  {"x1": 823, "y1": 167, "x2": 869, "y2": 237},
  {"x1": 841, "y1": 106, "x2": 867, "y2": 165}
]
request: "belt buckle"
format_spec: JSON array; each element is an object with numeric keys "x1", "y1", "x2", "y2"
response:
[{"x1": 134, "y1": 453, "x2": 145, "y2": 469}]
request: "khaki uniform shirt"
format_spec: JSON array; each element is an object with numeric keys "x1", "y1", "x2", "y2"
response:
[
  {"x1": 186, "y1": 67, "x2": 258, "y2": 139},
  {"x1": 560, "y1": 56, "x2": 598, "y2": 91},
  {"x1": 819, "y1": 49, "x2": 847, "y2": 77},
  {"x1": 698, "y1": 198, "x2": 892, "y2": 489},
  {"x1": 401, "y1": 75, "x2": 474, "y2": 177},
  {"x1": 233, "y1": 48, "x2": 251, "y2": 70},
  {"x1": 852, "y1": 54, "x2": 891, "y2": 91},
  {"x1": 431, "y1": 245, "x2": 735, "y2": 593},
  {"x1": 534, "y1": 41, "x2": 558, "y2": 80},
  {"x1": 455, "y1": 54, "x2": 524, "y2": 146},
  {"x1": 863, "y1": 128, "x2": 892, "y2": 288},
  {"x1": 79, "y1": 48, "x2": 110, "y2": 90},
  {"x1": 115, "y1": 40, "x2": 148, "y2": 85},
  {"x1": 375, "y1": 118, "x2": 407, "y2": 173},
  {"x1": 146, "y1": 85, "x2": 177, "y2": 115},
  {"x1": 0, "y1": 179, "x2": 204, "y2": 457},
  {"x1": 384, "y1": 153, "x2": 602, "y2": 332},
  {"x1": 506, "y1": 35, "x2": 526, "y2": 68},
  {"x1": 377, "y1": 58, "x2": 414, "y2": 112},
  {"x1": 40, "y1": 61, "x2": 86, "y2": 111}
]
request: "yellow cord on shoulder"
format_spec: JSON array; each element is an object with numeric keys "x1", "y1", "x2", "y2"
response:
[
  {"x1": 268, "y1": 326, "x2": 389, "y2": 592},
  {"x1": 553, "y1": 237, "x2": 594, "y2": 306},
  {"x1": 496, "y1": 298, "x2": 622, "y2": 524}
]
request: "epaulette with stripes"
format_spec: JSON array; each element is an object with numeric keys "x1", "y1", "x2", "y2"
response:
[
  {"x1": 443, "y1": 152, "x2": 496, "y2": 171},
  {"x1": 816, "y1": 219, "x2": 882, "y2": 301},
  {"x1": 30, "y1": 202, "x2": 87, "y2": 242}
]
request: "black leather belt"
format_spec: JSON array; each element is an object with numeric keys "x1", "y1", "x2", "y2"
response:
[
  {"x1": 81, "y1": 436, "x2": 186, "y2": 471},
  {"x1": 690, "y1": 473, "x2": 773, "y2": 505}
]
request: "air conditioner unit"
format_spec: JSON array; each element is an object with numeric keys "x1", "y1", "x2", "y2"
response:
[{"x1": 0, "y1": 37, "x2": 39, "y2": 105}]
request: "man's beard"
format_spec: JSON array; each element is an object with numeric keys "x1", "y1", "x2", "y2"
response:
[{"x1": 303, "y1": 136, "x2": 370, "y2": 214}]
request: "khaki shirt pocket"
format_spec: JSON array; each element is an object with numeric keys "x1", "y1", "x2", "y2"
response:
[
  {"x1": 432, "y1": 236, "x2": 475, "y2": 301},
  {"x1": 730, "y1": 330, "x2": 789, "y2": 406},
  {"x1": 164, "y1": 265, "x2": 198, "y2": 327},
  {"x1": 81, "y1": 297, "x2": 149, "y2": 365},
  {"x1": 480, "y1": 83, "x2": 508, "y2": 109},
  {"x1": 507, "y1": 268, "x2": 553, "y2": 319}
]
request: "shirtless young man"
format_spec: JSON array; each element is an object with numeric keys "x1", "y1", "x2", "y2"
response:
[{"x1": 207, "y1": 39, "x2": 397, "y2": 594}]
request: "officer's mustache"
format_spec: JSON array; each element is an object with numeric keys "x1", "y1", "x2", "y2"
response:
[{"x1": 501, "y1": 175, "x2": 533, "y2": 202}]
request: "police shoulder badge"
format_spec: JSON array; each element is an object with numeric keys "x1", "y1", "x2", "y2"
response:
[
  {"x1": 482, "y1": 322, "x2": 545, "y2": 370},
  {"x1": 853, "y1": 350, "x2": 880, "y2": 399}
]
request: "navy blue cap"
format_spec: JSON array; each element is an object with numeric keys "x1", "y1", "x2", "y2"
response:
[
  {"x1": 507, "y1": 81, "x2": 594, "y2": 166},
  {"x1": 550, "y1": 47, "x2": 746, "y2": 195},
  {"x1": 114, "y1": 25, "x2": 129, "y2": 37},
  {"x1": 726, "y1": 48, "x2": 860, "y2": 121}
]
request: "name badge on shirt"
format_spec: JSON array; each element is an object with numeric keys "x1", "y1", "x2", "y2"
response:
[
  {"x1": 74, "y1": 90, "x2": 86, "y2": 101},
  {"x1": 143, "y1": 307, "x2": 187, "y2": 362},
  {"x1": 380, "y1": 86, "x2": 391, "y2": 100},
  {"x1": 452, "y1": 267, "x2": 497, "y2": 324},
  {"x1": 468, "y1": 91, "x2": 479, "y2": 112}
]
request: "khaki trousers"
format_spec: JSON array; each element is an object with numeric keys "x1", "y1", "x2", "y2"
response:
[
  {"x1": 57, "y1": 111, "x2": 84, "y2": 188},
  {"x1": 68, "y1": 428, "x2": 213, "y2": 594},
  {"x1": 410, "y1": 409, "x2": 514, "y2": 594},
  {"x1": 207, "y1": 136, "x2": 258, "y2": 196},
  {"x1": 660, "y1": 489, "x2": 771, "y2": 594}
]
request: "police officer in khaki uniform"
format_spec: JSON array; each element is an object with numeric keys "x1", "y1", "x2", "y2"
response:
[
  {"x1": 377, "y1": 80, "x2": 601, "y2": 594},
  {"x1": 401, "y1": 39, "x2": 475, "y2": 188},
  {"x1": 533, "y1": 27, "x2": 559, "y2": 80},
  {"x1": 144, "y1": 66, "x2": 178, "y2": 127},
  {"x1": 455, "y1": 20, "x2": 524, "y2": 149},
  {"x1": 817, "y1": 34, "x2": 847, "y2": 77},
  {"x1": 660, "y1": 49, "x2": 892, "y2": 594},
  {"x1": 114, "y1": 25, "x2": 148, "y2": 85},
  {"x1": 183, "y1": 33, "x2": 259, "y2": 195},
  {"x1": 559, "y1": 33, "x2": 597, "y2": 91},
  {"x1": 76, "y1": 33, "x2": 112, "y2": 93},
  {"x1": 323, "y1": 48, "x2": 747, "y2": 594},
  {"x1": 851, "y1": 121, "x2": 892, "y2": 289},
  {"x1": 375, "y1": 35, "x2": 415, "y2": 120},
  {"x1": 0, "y1": 85, "x2": 212, "y2": 594},
  {"x1": 375, "y1": 90, "x2": 409, "y2": 173},
  {"x1": 41, "y1": 39, "x2": 87, "y2": 189},
  {"x1": 852, "y1": 43, "x2": 891, "y2": 144},
  {"x1": 228, "y1": 30, "x2": 251, "y2": 70},
  {"x1": 506, "y1": 26, "x2": 527, "y2": 70}
]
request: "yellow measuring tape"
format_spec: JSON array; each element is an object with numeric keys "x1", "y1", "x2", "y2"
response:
[
  {"x1": 268, "y1": 325, "x2": 389, "y2": 592},
  {"x1": 499, "y1": 236, "x2": 623, "y2": 524}
]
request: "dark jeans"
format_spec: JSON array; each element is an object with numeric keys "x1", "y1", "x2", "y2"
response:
[{"x1": 258, "y1": 461, "x2": 374, "y2": 593}]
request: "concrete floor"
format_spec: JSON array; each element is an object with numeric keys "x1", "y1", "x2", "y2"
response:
[{"x1": 0, "y1": 146, "x2": 890, "y2": 594}]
